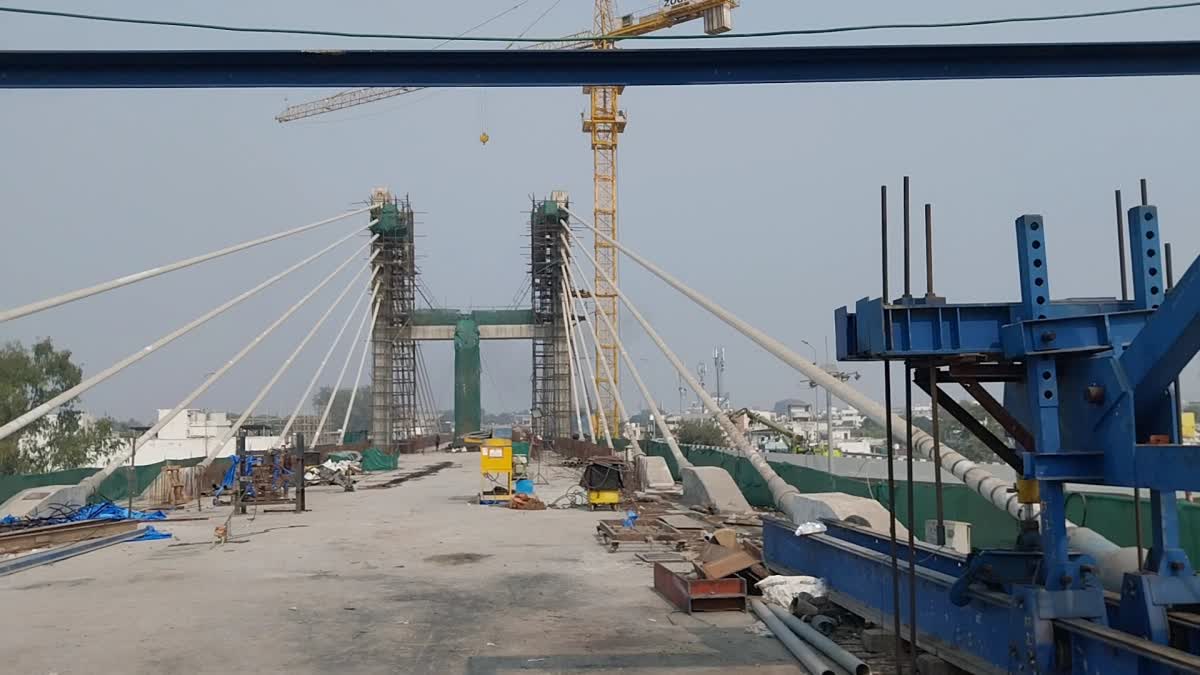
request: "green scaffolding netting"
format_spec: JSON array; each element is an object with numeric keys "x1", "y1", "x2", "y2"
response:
[{"x1": 641, "y1": 440, "x2": 1200, "y2": 560}]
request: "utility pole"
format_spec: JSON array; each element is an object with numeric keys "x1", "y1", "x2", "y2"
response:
[
  {"x1": 127, "y1": 434, "x2": 136, "y2": 514},
  {"x1": 713, "y1": 347, "x2": 725, "y2": 410},
  {"x1": 677, "y1": 373, "x2": 687, "y2": 415}
]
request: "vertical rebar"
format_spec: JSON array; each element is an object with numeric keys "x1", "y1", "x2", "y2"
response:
[
  {"x1": 881, "y1": 184, "x2": 905, "y2": 671},
  {"x1": 930, "y1": 367, "x2": 946, "y2": 546},
  {"x1": 1166, "y1": 242, "x2": 1175, "y2": 291},
  {"x1": 904, "y1": 365, "x2": 918, "y2": 674},
  {"x1": 1167, "y1": 243, "x2": 1184, "y2": 460},
  {"x1": 923, "y1": 203, "x2": 935, "y2": 299},
  {"x1": 1116, "y1": 187, "x2": 1142, "y2": 568},
  {"x1": 1115, "y1": 190, "x2": 1129, "y2": 301},
  {"x1": 902, "y1": 176, "x2": 911, "y2": 299},
  {"x1": 1140, "y1": 178, "x2": 1149, "y2": 206},
  {"x1": 924, "y1": 202, "x2": 945, "y2": 547}
]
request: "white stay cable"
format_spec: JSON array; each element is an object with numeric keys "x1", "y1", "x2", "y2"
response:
[
  {"x1": 275, "y1": 275, "x2": 374, "y2": 450},
  {"x1": 78, "y1": 234, "x2": 379, "y2": 494},
  {"x1": 340, "y1": 297, "x2": 382, "y2": 445},
  {"x1": 0, "y1": 208, "x2": 372, "y2": 324},
  {"x1": 565, "y1": 207, "x2": 1026, "y2": 521},
  {"x1": 0, "y1": 226, "x2": 373, "y2": 445},
  {"x1": 560, "y1": 258, "x2": 641, "y2": 457},
  {"x1": 314, "y1": 279, "x2": 379, "y2": 446},
  {"x1": 563, "y1": 234, "x2": 686, "y2": 467},
  {"x1": 200, "y1": 251, "x2": 378, "y2": 469},
  {"x1": 570, "y1": 235, "x2": 807, "y2": 519},
  {"x1": 567, "y1": 278, "x2": 613, "y2": 449},
  {"x1": 562, "y1": 276, "x2": 597, "y2": 442},
  {"x1": 271, "y1": 261, "x2": 376, "y2": 452},
  {"x1": 557, "y1": 272, "x2": 585, "y2": 438}
]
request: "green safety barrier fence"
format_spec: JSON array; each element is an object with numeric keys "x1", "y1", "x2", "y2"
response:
[
  {"x1": 0, "y1": 456, "x2": 225, "y2": 510},
  {"x1": 642, "y1": 440, "x2": 1200, "y2": 559}
]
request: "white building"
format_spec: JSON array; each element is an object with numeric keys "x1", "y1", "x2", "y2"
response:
[{"x1": 131, "y1": 409, "x2": 280, "y2": 466}]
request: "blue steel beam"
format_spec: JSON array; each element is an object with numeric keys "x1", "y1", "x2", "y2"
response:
[
  {"x1": 1121, "y1": 250, "x2": 1200, "y2": 419},
  {"x1": 4, "y1": 42, "x2": 1200, "y2": 88}
]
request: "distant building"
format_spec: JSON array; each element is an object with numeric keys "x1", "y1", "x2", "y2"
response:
[
  {"x1": 128, "y1": 409, "x2": 280, "y2": 466},
  {"x1": 786, "y1": 403, "x2": 815, "y2": 421}
]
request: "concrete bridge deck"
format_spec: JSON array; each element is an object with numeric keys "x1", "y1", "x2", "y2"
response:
[{"x1": 0, "y1": 452, "x2": 793, "y2": 674}]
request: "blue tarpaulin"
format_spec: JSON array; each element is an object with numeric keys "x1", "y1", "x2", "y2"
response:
[
  {"x1": 1, "y1": 500, "x2": 167, "y2": 526},
  {"x1": 134, "y1": 525, "x2": 172, "y2": 541}
]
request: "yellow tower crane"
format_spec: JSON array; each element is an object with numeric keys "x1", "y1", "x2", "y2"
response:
[{"x1": 274, "y1": 0, "x2": 739, "y2": 437}]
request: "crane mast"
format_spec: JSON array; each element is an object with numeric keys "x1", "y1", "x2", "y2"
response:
[{"x1": 586, "y1": 0, "x2": 624, "y2": 438}]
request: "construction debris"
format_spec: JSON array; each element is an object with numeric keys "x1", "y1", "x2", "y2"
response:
[
  {"x1": 756, "y1": 574, "x2": 828, "y2": 609},
  {"x1": 510, "y1": 494, "x2": 546, "y2": 510},
  {"x1": 654, "y1": 562, "x2": 748, "y2": 613},
  {"x1": 697, "y1": 542, "x2": 758, "y2": 580},
  {"x1": 305, "y1": 458, "x2": 360, "y2": 491}
]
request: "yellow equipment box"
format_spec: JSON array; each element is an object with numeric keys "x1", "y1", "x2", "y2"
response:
[
  {"x1": 588, "y1": 489, "x2": 620, "y2": 511},
  {"x1": 479, "y1": 438, "x2": 513, "y2": 504}
]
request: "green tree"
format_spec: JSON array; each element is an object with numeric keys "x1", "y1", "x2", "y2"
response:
[
  {"x1": 312, "y1": 385, "x2": 372, "y2": 437},
  {"x1": 0, "y1": 339, "x2": 122, "y2": 474},
  {"x1": 676, "y1": 418, "x2": 726, "y2": 446}
]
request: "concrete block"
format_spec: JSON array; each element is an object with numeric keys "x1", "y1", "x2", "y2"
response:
[
  {"x1": 783, "y1": 492, "x2": 909, "y2": 539},
  {"x1": 636, "y1": 455, "x2": 675, "y2": 490},
  {"x1": 861, "y1": 627, "x2": 894, "y2": 653},
  {"x1": 680, "y1": 466, "x2": 752, "y2": 514},
  {"x1": 917, "y1": 653, "x2": 962, "y2": 675},
  {"x1": 0, "y1": 485, "x2": 75, "y2": 519}
]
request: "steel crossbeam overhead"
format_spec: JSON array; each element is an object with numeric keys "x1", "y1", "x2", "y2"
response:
[{"x1": 6, "y1": 43, "x2": 1200, "y2": 89}]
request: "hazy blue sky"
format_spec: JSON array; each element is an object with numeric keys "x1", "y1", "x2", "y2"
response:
[{"x1": 1, "y1": 2, "x2": 1198, "y2": 423}]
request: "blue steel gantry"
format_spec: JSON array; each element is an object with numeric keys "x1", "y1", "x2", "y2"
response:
[{"x1": 762, "y1": 199, "x2": 1200, "y2": 674}]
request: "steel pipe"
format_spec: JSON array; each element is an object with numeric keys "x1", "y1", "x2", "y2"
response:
[
  {"x1": 767, "y1": 603, "x2": 871, "y2": 675},
  {"x1": 750, "y1": 599, "x2": 836, "y2": 675}
]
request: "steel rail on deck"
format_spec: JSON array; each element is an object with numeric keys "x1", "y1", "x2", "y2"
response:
[{"x1": 3, "y1": 42, "x2": 1200, "y2": 88}]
